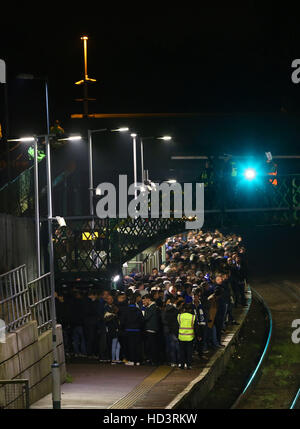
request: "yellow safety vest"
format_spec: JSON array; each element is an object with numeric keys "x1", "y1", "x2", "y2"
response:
[{"x1": 177, "y1": 313, "x2": 195, "y2": 342}]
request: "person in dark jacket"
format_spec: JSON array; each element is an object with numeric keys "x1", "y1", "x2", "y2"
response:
[
  {"x1": 55, "y1": 291, "x2": 72, "y2": 357},
  {"x1": 162, "y1": 296, "x2": 180, "y2": 366},
  {"x1": 231, "y1": 256, "x2": 247, "y2": 306},
  {"x1": 142, "y1": 293, "x2": 160, "y2": 365},
  {"x1": 116, "y1": 292, "x2": 129, "y2": 361},
  {"x1": 97, "y1": 291, "x2": 110, "y2": 362},
  {"x1": 104, "y1": 294, "x2": 121, "y2": 364},
  {"x1": 69, "y1": 290, "x2": 87, "y2": 357},
  {"x1": 120, "y1": 295, "x2": 144, "y2": 365},
  {"x1": 83, "y1": 290, "x2": 100, "y2": 358}
]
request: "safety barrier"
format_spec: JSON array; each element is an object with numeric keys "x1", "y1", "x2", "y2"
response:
[{"x1": 0, "y1": 265, "x2": 51, "y2": 335}]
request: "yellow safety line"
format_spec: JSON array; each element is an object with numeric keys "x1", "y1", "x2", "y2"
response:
[{"x1": 109, "y1": 366, "x2": 173, "y2": 409}]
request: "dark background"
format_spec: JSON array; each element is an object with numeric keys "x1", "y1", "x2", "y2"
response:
[{"x1": 1, "y1": 5, "x2": 300, "y2": 213}]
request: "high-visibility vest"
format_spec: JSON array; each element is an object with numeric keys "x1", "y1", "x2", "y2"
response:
[{"x1": 178, "y1": 313, "x2": 195, "y2": 341}]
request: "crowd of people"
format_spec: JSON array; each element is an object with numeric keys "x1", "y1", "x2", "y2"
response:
[{"x1": 55, "y1": 229, "x2": 248, "y2": 369}]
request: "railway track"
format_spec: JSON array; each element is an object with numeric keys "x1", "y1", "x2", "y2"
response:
[{"x1": 235, "y1": 278, "x2": 300, "y2": 409}]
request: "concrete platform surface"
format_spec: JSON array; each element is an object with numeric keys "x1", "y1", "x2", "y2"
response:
[{"x1": 31, "y1": 363, "x2": 155, "y2": 409}]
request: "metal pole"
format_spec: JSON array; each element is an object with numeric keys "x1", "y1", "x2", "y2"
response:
[
  {"x1": 140, "y1": 138, "x2": 144, "y2": 183},
  {"x1": 45, "y1": 80, "x2": 50, "y2": 135},
  {"x1": 132, "y1": 135, "x2": 137, "y2": 200},
  {"x1": 33, "y1": 138, "x2": 41, "y2": 278},
  {"x1": 88, "y1": 130, "x2": 94, "y2": 217},
  {"x1": 45, "y1": 135, "x2": 61, "y2": 409}
]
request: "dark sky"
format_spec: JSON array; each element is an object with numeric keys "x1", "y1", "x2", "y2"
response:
[
  {"x1": 1, "y1": 5, "x2": 300, "y2": 190},
  {"x1": 1, "y1": 6, "x2": 299, "y2": 122}
]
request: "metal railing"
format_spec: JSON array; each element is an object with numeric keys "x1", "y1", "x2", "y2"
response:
[
  {"x1": 0, "y1": 265, "x2": 51, "y2": 334},
  {"x1": 0, "y1": 265, "x2": 31, "y2": 332},
  {"x1": 28, "y1": 273, "x2": 52, "y2": 335},
  {"x1": 0, "y1": 379, "x2": 30, "y2": 409}
]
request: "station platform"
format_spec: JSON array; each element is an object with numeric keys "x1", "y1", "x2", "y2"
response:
[{"x1": 31, "y1": 301, "x2": 250, "y2": 410}]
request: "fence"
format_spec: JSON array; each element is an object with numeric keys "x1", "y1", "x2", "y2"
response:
[
  {"x1": 0, "y1": 265, "x2": 31, "y2": 331},
  {"x1": 28, "y1": 273, "x2": 52, "y2": 335},
  {"x1": 0, "y1": 265, "x2": 51, "y2": 334},
  {"x1": 0, "y1": 379, "x2": 30, "y2": 409}
]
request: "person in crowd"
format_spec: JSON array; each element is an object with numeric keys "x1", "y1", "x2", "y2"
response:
[
  {"x1": 104, "y1": 294, "x2": 122, "y2": 364},
  {"x1": 83, "y1": 290, "x2": 100, "y2": 358},
  {"x1": 142, "y1": 293, "x2": 160, "y2": 365},
  {"x1": 55, "y1": 290, "x2": 72, "y2": 357},
  {"x1": 231, "y1": 255, "x2": 247, "y2": 307},
  {"x1": 97, "y1": 290, "x2": 110, "y2": 362},
  {"x1": 120, "y1": 294, "x2": 144, "y2": 366},
  {"x1": 69, "y1": 289, "x2": 87, "y2": 357},
  {"x1": 181, "y1": 282, "x2": 193, "y2": 304},
  {"x1": 213, "y1": 274, "x2": 228, "y2": 346},
  {"x1": 162, "y1": 295, "x2": 180, "y2": 366},
  {"x1": 177, "y1": 303, "x2": 195, "y2": 369}
]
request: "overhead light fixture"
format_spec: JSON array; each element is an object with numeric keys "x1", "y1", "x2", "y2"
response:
[
  {"x1": 158, "y1": 136, "x2": 172, "y2": 141},
  {"x1": 8, "y1": 137, "x2": 35, "y2": 143},
  {"x1": 57, "y1": 136, "x2": 82, "y2": 141},
  {"x1": 166, "y1": 179, "x2": 177, "y2": 183},
  {"x1": 131, "y1": 133, "x2": 137, "y2": 138},
  {"x1": 56, "y1": 216, "x2": 66, "y2": 227},
  {"x1": 112, "y1": 127, "x2": 129, "y2": 132}
]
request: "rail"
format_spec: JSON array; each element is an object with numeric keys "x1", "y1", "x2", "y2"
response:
[
  {"x1": 290, "y1": 388, "x2": 300, "y2": 409},
  {"x1": 0, "y1": 265, "x2": 51, "y2": 335},
  {"x1": 28, "y1": 272, "x2": 52, "y2": 335},
  {"x1": 231, "y1": 288, "x2": 273, "y2": 408}
]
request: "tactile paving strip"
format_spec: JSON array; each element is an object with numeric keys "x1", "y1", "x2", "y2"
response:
[{"x1": 109, "y1": 366, "x2": 173, "y2": 409}]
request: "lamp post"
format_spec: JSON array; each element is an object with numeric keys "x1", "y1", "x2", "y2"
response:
[
  {"x1": 131, "y1": 134, "x2": 138, "y2": 200},
  {"x1": 9, "y1": 133, "x2": 81, "y2": 408},
  {"x1": 47, "y1": 134, "x2": 81, "y2": 409},
  {"x1": 139, "y1": 136, "x2": 172, "y2": 183}
]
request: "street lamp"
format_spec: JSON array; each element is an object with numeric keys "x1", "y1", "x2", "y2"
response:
[
  {"x1": 139, "y1": 136, "x2": 172, "y2": 183},
  {"x1": 45, "y1": 132, "x2": 81, "y2": 409}
]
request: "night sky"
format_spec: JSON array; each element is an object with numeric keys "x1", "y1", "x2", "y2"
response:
[{"x1": 1, "y1": 5, "x2": 300, "y2": 194}]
